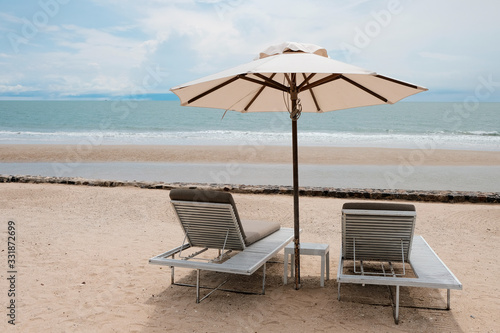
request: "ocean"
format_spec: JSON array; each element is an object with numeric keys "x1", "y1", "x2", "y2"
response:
[
  {"x1": 1, "y1": 101, "x2": 499, "y2": 192},
  {"x1": 1, "y1": 101, "x2": 499, "y2": 150}
]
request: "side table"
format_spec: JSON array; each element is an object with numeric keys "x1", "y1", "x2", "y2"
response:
[{"x1": 284, "y1": 242, "x2": 330, "y2": 287}]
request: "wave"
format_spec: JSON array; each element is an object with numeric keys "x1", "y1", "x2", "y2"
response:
[
  {"x1": 456, "y1": 130, "x2": 500, "y2": 137},
  {"x1": 0, "y1": 129, "x2": 499, "y2": 151}
]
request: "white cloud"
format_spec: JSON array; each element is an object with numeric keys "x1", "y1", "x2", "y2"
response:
[
  {"x1": 1, "y1": 0, "x2": 499, "y2": 100},
  {"x1": 0, "y1": 12, "x2": 24, "y2": 25},
  {"x1": 0, "y1": 84, "x2": 33, "y2": 93},
  {"x1": 1, "y1": 21, "x2": 159, "y2": 96}
]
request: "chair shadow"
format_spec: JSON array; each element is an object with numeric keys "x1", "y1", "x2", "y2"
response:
[
  {"x1": 145, "y1": 256, "x2": 285, "y2": 304},
  {"x1": 143, "y1": 258, "x2": 464, "y2": 332},
  {"x1": 338, "y1": 282, "x2": 464, "y2": 331}
]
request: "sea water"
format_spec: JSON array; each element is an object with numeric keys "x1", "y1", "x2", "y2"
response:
[{"x1": 0, "y1": 100, "x2": 499, "y2": 150}]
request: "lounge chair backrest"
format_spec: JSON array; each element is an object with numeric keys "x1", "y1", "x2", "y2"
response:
[
  {"x1": 170, "y1": 189, "x2": 247, "y2": 251},
  {"x1": 341, "y1": 202, "x2": 416, "y2": 262}
]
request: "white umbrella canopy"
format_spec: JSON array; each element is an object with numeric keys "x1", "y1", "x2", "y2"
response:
[
  {"x1": 171, "y1": 42, "x2": 427, "y2": 113},
  {"x1": 170, "y1": 42, "x2": 427, "y2": 290}
]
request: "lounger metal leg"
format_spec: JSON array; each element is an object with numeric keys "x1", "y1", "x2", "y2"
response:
[
  {"x1": 262, "y1": 263, "x2": 266, "y2": 295},
  {"x1": 447, "y1": 289, "x2": 451, "y2": 310},
  {"x1": 394, "y1": 285, "x2": 400, "y2": 325},
  {"x1": 196, "y1": 269, "x2": 201, "y2": 303},
  {"x1": 326, "y1": 251, "x2": 330, "y2": 282},
  {"x1": 174, "y1": 267, "x2": 265, "y2": 303},
  {"x1": 337, "y1": 254, "x2": 343, "y2": 301},
  {"x1": 171, "y1": 254, "x2": 176, "y2": 285},
  {"x1": 198, "y1": 278, "x2": 229, "y2": 303},
  {"x1": 283, "y1": 251, "x2": 289, "y2": 285},
  {"x1": 320, "y1": 253, "x2": 325, "y2": 287},
  {"x1": 360, "y1": 261, "x2": 365, "y2": 287}
]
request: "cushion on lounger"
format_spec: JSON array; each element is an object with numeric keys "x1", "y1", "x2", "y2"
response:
[
  {"x1": 342, "y1": 202, "x2": 415, "y2": 211},
  {"x1": 241, "y1": 219, "x2": 281, "y2": 246}
]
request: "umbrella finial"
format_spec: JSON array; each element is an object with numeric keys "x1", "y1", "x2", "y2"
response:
[{"x1": 258, "y1": 42, "x2": 328, "y2": 59}]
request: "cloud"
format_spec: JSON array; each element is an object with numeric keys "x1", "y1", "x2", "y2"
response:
[
  {"x1": 0, "y1": 0, "x2": 499, "y2": 100},
  {"x1": 0, "y1": 19, "x2": 159, "y2": 97},
  {"x1": 0, "y1": 84, "x2": 33, "y2": 93},
  {"x1": 0, "y1": 12, "x2": 24, "y2": 25}
]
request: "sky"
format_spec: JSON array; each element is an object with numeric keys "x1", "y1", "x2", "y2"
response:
[{"x1": 0, "y1": 0, "x2": 499, "y2": 102}]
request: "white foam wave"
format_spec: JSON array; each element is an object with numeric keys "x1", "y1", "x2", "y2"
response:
[{"x1": 0, "y1": 130, "x2": 499, "y2": 151}]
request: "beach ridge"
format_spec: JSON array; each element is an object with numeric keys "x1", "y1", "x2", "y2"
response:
[{"x1": 1, "y1": 174, "x2": 499, "y2": 203}]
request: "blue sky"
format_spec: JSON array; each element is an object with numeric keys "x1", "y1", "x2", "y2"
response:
[{"x1": 0, "y1": 0, "x2": 499, "y2": 101}]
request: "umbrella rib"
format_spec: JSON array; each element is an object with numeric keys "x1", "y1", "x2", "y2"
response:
[
  {"x1": 239, "y1": 75, "x2": 287, "y2": 93},
  {"x1": 297, "y1": 73, "x2": 316, "y2": 91},
  {"x1": 341, "y1": 76, "x2": 389, "y2": 103},
  {"x1": 187, "y1": 75, "x2": 241, "y2": 104},
  {"x1": 243, "y1": 73, "x2": 277, "y2": 111},
  {"x1": 376, "y1": 75, "x2": 426, "y2": 90},
  {"x1": 301, "y1": 73, "x2": 321, "y2": 112},
  {"x1": 301, "y1": 73, "x2": 342, "y2": 91},
  {"x1": 284, "y1": 73, "x2": 292, "y2": 87},
  {"x1": 251, "y1": 73, "x2": 289, "y2": 92}
]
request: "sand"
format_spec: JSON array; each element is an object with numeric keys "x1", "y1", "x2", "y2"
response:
[
  {"x1": 1, "y1": 144, "x2": 500, "y2": 166},
  {"x1": 1, "y1": 182, "x2": 499, "y2": 332}
]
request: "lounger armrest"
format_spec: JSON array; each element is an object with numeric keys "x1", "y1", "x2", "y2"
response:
[{"x1": 149, "y1": 243, "x2": 191, "y2": 262}]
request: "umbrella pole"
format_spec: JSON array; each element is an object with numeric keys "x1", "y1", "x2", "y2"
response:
[
  {"x1": 290, "y1": 80, "x2": 301, "y2": 290},
  {"x1": 292, "y1": 116, "x2": 300, "y2": 290}
]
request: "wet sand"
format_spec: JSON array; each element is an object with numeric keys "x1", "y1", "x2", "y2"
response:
[{"x1": 1, "y1": 144, "x2": 500, "y2": 165}]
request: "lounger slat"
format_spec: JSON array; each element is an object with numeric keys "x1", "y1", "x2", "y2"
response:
[
  {"x1": 342, "y1": 208, "x2": 416, "y2": 262},
  {"x1": 172, "y1": 201, "x2": 246, "y2": 251}
]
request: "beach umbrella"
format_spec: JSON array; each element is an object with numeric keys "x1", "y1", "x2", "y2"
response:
[{"x1": 170, "y1": 41, "x2": 427, "y2": 289}]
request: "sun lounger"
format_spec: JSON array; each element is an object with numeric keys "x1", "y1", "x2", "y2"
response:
[
  {"x1": 149, "y1": 189, "x2": 294, "y2": 302},
  {"x1": 337, "y1": 202, "x2": 462, "y2": 324}
]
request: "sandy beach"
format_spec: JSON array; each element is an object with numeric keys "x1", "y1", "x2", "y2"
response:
[
  {"x1": 0, "y1": 182, "x2": 499, "y2": 332},
  {"x1": 1, "y1": 144, "x2": 500, "y2": 165}
]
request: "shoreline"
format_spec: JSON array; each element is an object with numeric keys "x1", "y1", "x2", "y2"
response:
[{"x1": 1, "y1": 144, "x2": 500, "y2": 165}]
